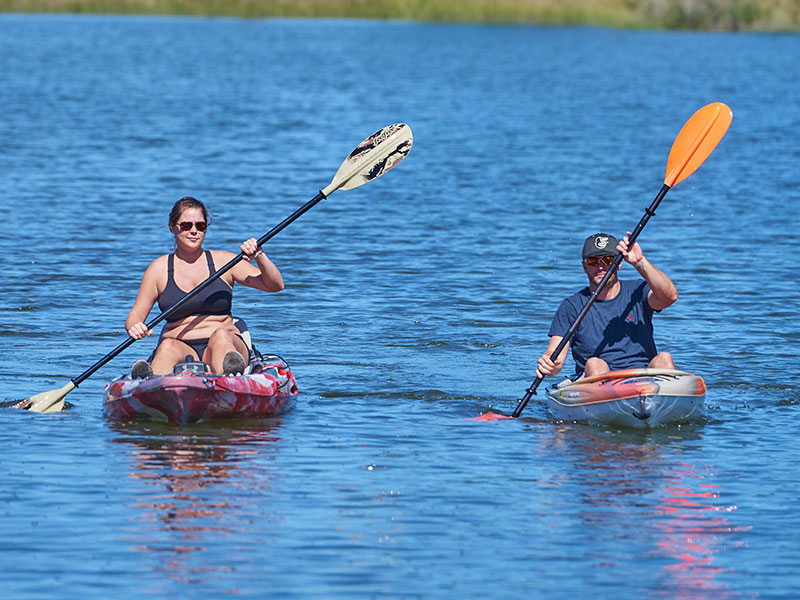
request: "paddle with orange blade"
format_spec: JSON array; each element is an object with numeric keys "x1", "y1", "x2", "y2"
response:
[{"x1": 477, "y1": 102, "x2": 732, "y2": 421}]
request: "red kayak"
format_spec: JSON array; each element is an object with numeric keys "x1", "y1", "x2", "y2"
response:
[{"x1": 103, "y1": 355, "x2": 298, "y2": 425}]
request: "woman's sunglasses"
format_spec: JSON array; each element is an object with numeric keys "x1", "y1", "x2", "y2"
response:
[
  {"x1": 584, "y1": 255, "x2": 615, "y2": 267},
  {"x1": 177, "y1": 221, "x2": 207, "y2": 232}
]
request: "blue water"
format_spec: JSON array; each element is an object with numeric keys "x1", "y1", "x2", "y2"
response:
[{"x1": 1, "y1": 13, "x2": 799, "y2": 599}]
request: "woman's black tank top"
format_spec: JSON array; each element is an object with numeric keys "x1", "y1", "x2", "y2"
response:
[{"x1": 158, "y1": 251, "x2": 233, "y2": 322}]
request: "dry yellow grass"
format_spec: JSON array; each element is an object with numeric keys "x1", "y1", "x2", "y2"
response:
[{"x1": 0, "y1": 0, "x2": 797, "y2": 30}]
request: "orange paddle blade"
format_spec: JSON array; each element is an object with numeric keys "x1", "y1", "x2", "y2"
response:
[
  {"x1": 466, "y1": 411, "x2": 513, "y2": 422},
  {"x1": 664, "y1": 102, "x2": 732, "y2": 187}
]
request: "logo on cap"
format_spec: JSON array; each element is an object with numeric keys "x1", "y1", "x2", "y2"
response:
[{"x1": 594, "y1": 236, "x2": 611, "y2": 249}]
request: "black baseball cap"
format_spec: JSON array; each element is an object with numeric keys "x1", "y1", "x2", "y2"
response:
[{"x1": 582, "y1": 233, "x2": 618, "y2": 259}]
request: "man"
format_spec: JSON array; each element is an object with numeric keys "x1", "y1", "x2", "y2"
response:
[{"x1": 536, "y1": 232, "x2": 678, "y2": 381}]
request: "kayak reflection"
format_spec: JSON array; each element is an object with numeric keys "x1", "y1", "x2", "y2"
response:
[
  {"x1": 535, "y1": 424, "x2": 749, "y2": 597},
  {"x1": 108, "y1": 420, "x2": 286, "y2": 582}
]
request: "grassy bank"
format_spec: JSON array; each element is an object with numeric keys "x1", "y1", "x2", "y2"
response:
[{"x1": 1, "y1": 0, "x2": 798, "y2": 30}]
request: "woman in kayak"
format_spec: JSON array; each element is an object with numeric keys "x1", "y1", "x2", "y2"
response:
[
  {"x1": 125, "y1": 196, "x2": 284, "y2": 377},
  {"x1": 535, "y1": 232, "x2": 677, "y2": 381}
]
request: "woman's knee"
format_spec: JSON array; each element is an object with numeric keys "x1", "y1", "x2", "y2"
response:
[
  {"x1": 156, "y1": 338, "x2": 197, "y2": 360},
  {"x1": 151, "y1": 339, "x2": 198, "y2": 374},
  {"x1": 208, "y1": 328, "x2": 236, "y2": 346}
]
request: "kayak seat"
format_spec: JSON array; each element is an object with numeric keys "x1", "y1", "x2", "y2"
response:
[{"x1": 233, "y1": 317, "x2": 254, "y2": 357}]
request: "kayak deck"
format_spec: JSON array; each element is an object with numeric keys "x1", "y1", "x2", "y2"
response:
[
  {"x1": 545, "y1": 368, "x2": 706, "y2": 428},
  {"x1": 103, "y1": 356, "x2": 298, "y2": 425}
]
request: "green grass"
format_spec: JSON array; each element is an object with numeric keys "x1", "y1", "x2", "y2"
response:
[{"x1": 1, "y1": 0, "x2": 798, "y2": 30}]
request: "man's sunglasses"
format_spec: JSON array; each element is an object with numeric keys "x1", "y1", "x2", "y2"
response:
[
  {"x1": 177, "y1": 221, "x2": 207, "y2": 232},
  {"x1": 584, "y1": 255, "x2": 615, "y2": 267}
]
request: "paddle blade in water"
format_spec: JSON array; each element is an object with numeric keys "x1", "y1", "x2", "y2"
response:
[
  {"x1": 322, "y1": 123, "x2": 413, "y2": 196},
  {"x1": 664, "y1": 102, "x2": 732, "y2": 187},
  {"x1": 467, "y1": 411, "x2": 513, "y2": 422},
  {"x1": 12, "y1": 381, "x2": 74, "y2": 413}
]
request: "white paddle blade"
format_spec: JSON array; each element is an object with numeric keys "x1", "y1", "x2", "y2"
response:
[
  {"x1": 15, "y1": 381, "x2": 74, "y2": 413},
  {"x1": 322, "y1": 123, "x2": 413, "y2": 196}
]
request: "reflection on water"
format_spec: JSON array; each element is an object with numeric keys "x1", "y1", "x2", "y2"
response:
[
  {"x1": 538, "y1": 424, "x2": 749, "y2": 598},
  {"x1": 655, "y1": 477, "x2": 750, "y2": 599},
  {"x1": 108, "y1": 419, "x2": 286, "y2": 584}
]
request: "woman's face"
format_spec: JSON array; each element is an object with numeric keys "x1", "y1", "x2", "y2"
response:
[{"x1": 171, "y1": 207, "x2": 207, "y2": 248}]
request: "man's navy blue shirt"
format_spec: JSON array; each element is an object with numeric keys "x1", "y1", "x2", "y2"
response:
[{"x1": 548, "y1": 279, "x2": 658, "y2": 378}]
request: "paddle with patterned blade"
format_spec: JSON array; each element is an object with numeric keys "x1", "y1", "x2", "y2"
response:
[{"x1": 12, "y1": 123, "x2": 413, "y2": 414}]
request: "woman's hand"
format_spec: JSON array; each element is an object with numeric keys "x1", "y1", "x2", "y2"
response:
[
  {"x1": 234, "y1": 239, "x2": 284, "y2": 292},
  {"x1": 127, "y1": 322, "x2": 152, "y2": 340},
  {"x1": 241, "y1": 238, "x2": 264, "y2": 262}
]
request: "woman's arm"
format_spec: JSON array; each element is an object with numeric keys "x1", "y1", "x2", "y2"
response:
[
  {"x1": 125, "y1": 257, "x2": 164, "y2": 339},
  {"x1": 229, "y1": 239, "x2": 284, "y2": 292}
]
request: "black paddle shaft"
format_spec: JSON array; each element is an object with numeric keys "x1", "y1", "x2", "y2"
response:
[
  {"x1": 511, "y1": 183, "x2": 672, "y2": 418},
  {"x1": 69, "y1": 191, "x2": 328, "y2": 387}
]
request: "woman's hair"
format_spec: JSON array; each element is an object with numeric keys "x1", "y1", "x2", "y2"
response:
[{"x1": 169, "y1": 196, "x2": 211, "y2": 227}]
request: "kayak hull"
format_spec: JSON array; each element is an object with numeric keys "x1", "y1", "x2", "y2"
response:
[
  {"x1": 545, "y1": 368, "x2": 706, "y2": 428},
  {"x1": 103, "y1": 357, "x2": 298, "y2": 425}
]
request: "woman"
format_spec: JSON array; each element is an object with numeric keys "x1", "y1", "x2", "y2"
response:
[{"x1": 126, "y1": 196, "x2": 284, "y2": 377}]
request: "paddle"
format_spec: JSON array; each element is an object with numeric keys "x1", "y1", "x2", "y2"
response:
[
  {"x1": 13, "y1": 123, "x2": 414, "y2": 414},
  {"x1": 502, "y1": 102, "x2": 732, "y2": 420}
]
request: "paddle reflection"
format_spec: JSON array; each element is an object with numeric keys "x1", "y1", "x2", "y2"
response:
[
  {"x1": 540, "y1": 424, "x2": 749, "y2": 598},
  {"x1": 108, "y1": 419, "x2": 285, "y2": 581}
]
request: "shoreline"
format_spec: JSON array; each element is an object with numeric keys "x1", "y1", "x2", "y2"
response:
[{"x1": 1, "y1": 0, "x2": 799, "y2": 31}]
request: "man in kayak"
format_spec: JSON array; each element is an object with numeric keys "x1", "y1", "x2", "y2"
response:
[{"x1": 536, "y1": 232, "x2": 677, "y2": 381}]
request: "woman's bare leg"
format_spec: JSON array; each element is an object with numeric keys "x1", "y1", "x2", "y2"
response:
[
  {"x1": 203, "y1": 329, "x2": 249, "y2": 374},
  {"x1": 151, "y1": 339, "x2": 200, "y2": 375}
]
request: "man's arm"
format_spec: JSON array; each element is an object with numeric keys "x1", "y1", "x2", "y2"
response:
[
  {"x1": 634, "y1": 258, "x2": 678, "y2": 310},
  {"x1": 536, "y1": 335, "x2": 571, "y2": 379},
  {"x1": 618, "y1": 231, "x2": 678, "y2": 311}
]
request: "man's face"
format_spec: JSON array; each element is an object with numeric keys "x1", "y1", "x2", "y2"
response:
[{"x1": 583, "y1": 254, "x2": 615, "y2": 287}]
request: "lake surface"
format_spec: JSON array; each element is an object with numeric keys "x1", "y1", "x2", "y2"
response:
[{"x1": 1, "y1": 13, "x2": 799, "y2": 599}]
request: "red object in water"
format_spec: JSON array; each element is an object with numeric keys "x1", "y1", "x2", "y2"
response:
[
  {"x1": 104, "y1": 356, "x2": 298, "y2": 425},
  {"x1": 467, "y1": 411, "x2": 513, "y2": 421}
]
